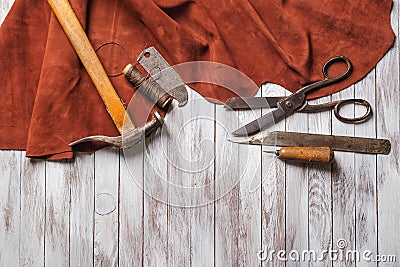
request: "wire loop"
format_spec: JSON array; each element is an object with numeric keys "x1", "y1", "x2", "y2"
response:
[{"x1": 95, "y1": 41, "x2": 133, "y2": 77}]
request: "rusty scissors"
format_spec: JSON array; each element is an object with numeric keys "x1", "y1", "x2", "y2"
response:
[{"x1": 230, "y1": 56, "x2": 372, "y2": 136}]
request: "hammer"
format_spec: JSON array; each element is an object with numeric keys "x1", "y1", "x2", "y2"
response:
[{"x1": 47, "y1": 0, "x2": 168, "y2": 148}]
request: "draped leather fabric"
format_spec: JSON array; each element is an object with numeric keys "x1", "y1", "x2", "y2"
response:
[{"x1": 0, "y1": 0, "x2": 394, "y2": 159}]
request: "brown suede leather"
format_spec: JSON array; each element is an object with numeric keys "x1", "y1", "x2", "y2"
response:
[{"x1": 0, "y1": 0, "x2": 395, "y2": 159}]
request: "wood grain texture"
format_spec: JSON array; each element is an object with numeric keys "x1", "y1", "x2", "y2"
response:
[
  {"x1": 237, "y1": 89, "x2": 262, "y2": 267},
  {"x1": 0, "y1": 151, "x2": 21, "y2": 267},
  {"x1": 277, "y1": 147, "x2": 333, "y2": 164},
  {"x1": 20, "y1": 154, "x2": 46, "y2": 267},
  {"x1": 332, "y1": 85, "x2": 356, "y2": 267},
  {"x1": 167, "y1": 91, "x2": 191, "y2": 266},
  {"x1": 94, "y1": 148, "x2": 119, "y2": 266},
  {"x1": 376, "y1": 0, "x2": 400, "y2": 263},
  {"x1": 189, "y1": 90, "x2": 215, "y2": 266},
  {"x1": 215, "y1": 103, "x2": 240, "y2": 266},
  {"x1": 45, "y1": 160, "x2": 71, "y2": 266},
  {"x1": 285, "y1": 91, "x2": 309, "y2": 267},
  {"x1": 354, "y1": 70, "x2": 377, "y2": 266},
  {"x1": 143, "y1": 126, "x2": 168, "y2": 267},
  {"x1": 261, "y1": 84, "x2": 286, "y2": 267},
  {"x1": 70, "y1": 153, "x2": 94, "y2": 266},
  {"x1": 119, "y1": 146, "x2": 144, "y2": 266},
  {"x1": 308, "y1": 95, "x2": 332, "y2": 267}
]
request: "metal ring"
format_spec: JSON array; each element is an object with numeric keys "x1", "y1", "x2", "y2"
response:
[
  {"x1": 322, "y1": 56, "x2": 353, "y2": 81},
  {"x1": 334, "y1": 99, "x2": 372, "y2": 123}
]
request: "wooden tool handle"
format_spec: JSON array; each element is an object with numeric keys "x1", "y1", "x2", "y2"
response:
[
  {"x1": 277, "y1": 147, "x2": 334, "y2": 164},
  {"x1": 47, "y1": 0, "x2": 135, "y2": 133}
]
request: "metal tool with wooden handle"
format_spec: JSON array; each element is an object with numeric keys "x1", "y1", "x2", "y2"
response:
[
  {"x1": 229, "y1": 131, "x2": 391, "y2": 155},
  {"x1": 265, "y1": 147, "x2": 334, "y2": 164},
  {"x1": 47, "y1": 0, "x2": 135, "y2": 133}
]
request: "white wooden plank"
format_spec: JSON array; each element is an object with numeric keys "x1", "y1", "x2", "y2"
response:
[
  {"x1": 215, "y1": 103, "x2": 239, "y2": 266},
  {"x1": 189, "y1": 91, "x2": 215, "y2": 266},
  {"x1": 20, "y1": 153, "x2": 45, "y2": 267},
  {"x1": 45, "y1": 160, "x2": 71, "y2": 266},
  {"x1": 2, "y1": 4, "x2": 42, "y2": 264},
  {"x1": 308, "y1": 95, "x2": 332, "y2": 267},
  {"x1": 167, "y1": 91, "x2": 192, "y2": 266},
  {"x1": 70, "y1": 153, "x2": 94, "y2": 266},
  {"x1": 237, "y1": 90, "x2": 262, "y2": 267},
  {"x1": 354, "y1": 70, "x2": 377, "y2": 266},
  {"x1": 0, "y1": 151, "x2": 21, "y2": 266},
  {"x1": 0, "y1": 6, "x2": 20, "y2": 266},
  {"x1": 376, "y1": 0, "x2": 400, "y2": 262},
  {"x1": 94, "y1": 148, "x2": 120, "y2": 266},
  {"x1": 143, "y1": 123, "x2": 169, "y2": 266},
  {"x1": 119, "y1": 145, "x2": 144, "y2": 266},
  {"x1": 285, "y1": 92, "x2": 309, "y2": 266},
  {"x1": 261, "y1": 84, "x2": 286, "y2": 267},
  {"x1": 332, "y1": 85, "x2": 356, "y2": 267}
]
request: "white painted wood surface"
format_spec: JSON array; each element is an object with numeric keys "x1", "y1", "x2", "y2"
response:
[
  {"x1": 261, "y1": 84, "x2": 286, "y2": 267},
  {"x1": 1, "y1": 1, "x2": 400, "y2": 266}
]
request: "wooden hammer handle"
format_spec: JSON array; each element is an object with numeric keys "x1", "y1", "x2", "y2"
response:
[
  {"x1": 277, "y1": 147, "x2": 334, "y2": 164},
  {"x1": 47, "y1": 0, "x2": 135, "y2": 133}
]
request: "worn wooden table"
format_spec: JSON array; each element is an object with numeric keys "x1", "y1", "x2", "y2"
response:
[{"x1": 1, "y1": 1, "x2": 399, "y2": 266}]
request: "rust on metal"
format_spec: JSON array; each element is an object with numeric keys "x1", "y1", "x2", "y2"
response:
[
  {"x1": 137, "y1": 47, "x2": 188, "y2": 107},
  {"x1": 229, "y1": 131, "x2": 391, "y2": 155}
]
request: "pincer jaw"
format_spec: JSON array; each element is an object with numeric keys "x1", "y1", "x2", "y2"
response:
[{"x1": 69, "y1": 111, "x2": 164, "y2": 149}]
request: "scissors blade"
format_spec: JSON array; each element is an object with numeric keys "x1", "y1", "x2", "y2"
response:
[
  {"x1": 224, "y1": 97, "x2": 285, "y2": 110},
  {"x1": 231, "y1": 106, "x2": 287, "y2": 136}
]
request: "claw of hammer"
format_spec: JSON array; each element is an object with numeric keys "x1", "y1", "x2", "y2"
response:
[{"x1": 69, "y1": 111, "x2": 164, "y2": 149}]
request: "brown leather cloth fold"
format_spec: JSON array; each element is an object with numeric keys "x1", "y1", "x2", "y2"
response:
[{"x1": 0, "y1": 0, "x2": 395, "y2": 160}]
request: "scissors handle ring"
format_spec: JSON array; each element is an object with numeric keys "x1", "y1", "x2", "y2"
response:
[
  {"x1": 322, "y1": 56, "x2": 352, "y2": 81},
  {"x1": 334, "y1": 99, "x2": 372, "y2": 123}
]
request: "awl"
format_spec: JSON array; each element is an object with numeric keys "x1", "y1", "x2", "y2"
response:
[{"x1": 228, "y1": 131, "x2": 391, "y2": 155}]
